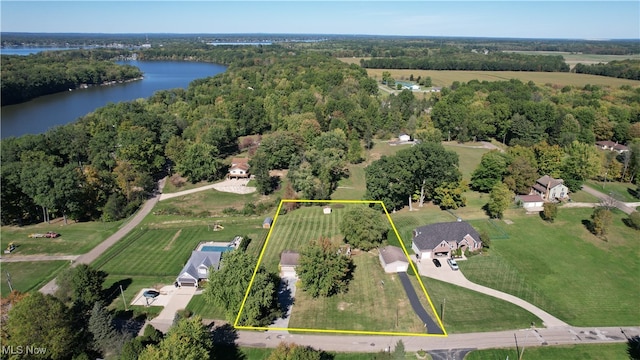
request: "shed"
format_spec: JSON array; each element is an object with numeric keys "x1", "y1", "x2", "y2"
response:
[
  {"x1": 263, "y1": 217, "x2": 273, "y2": 229},
  {"x1": 379, "y1": 246, "x2": 409, "y2": 273},
  {"x1": 399, "y1": 134, "x2": 411, "y2": 142},
  {"x1": 323, "y1": 206, "x2": 332, "y2": 215},
  {"x1": 279, "y1": 250, "x2": 300, "y2": 278}
]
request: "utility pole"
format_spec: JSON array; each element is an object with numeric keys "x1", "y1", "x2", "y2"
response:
[
  {"x1": 120, "y1": 285, "x2": 128, "y2": 311},
  {"x1": 6, "y1": 271, "x2": 13, "y2": 292}
]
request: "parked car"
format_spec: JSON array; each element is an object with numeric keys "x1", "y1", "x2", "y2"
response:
[
  {"x1": 143, "y1": 290, "x2": 160, "y2": 298},
  {"x1": 447, "y1": 258, "x2": 459, "y2": 271},
  {"x1": 432, "y1": 258, "x2": 441, "y2": 267}
]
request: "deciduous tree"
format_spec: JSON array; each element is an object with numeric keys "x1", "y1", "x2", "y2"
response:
[
  {"x1": 138, "y1": 316, "x2": 213, "y2": 360},
  {"x1": 471, "y1": 150, "x2": 511, "y2": 192},
  {"x1": 590, "y1": 207, "x2": 613, "y2": 237},
  {"x1": 297, "y1": 237, "x2": 354, "y2": 298},
  {"x1": 487, "y1": 182, "x2": 512, "y2": 219},
  {"x1": 339, "y1": 206, "x2": 389, "y2": 250},
  {"x1": 542, "y1": 202, "x2": 558, "y2": 222}
]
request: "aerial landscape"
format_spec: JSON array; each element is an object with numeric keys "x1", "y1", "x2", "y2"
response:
[{"x1": 1, "y1": 1, "x2": 639, "y2": 359}]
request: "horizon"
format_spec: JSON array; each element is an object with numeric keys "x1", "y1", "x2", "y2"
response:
[{"x1": 1, "y1": 1, "x2": 639, "y2": 40}]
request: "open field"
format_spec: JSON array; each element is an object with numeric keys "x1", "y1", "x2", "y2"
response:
[
  {"x1": 337, "y1": 59, "x2": 640, "y2": 87},
  {"x1": 442, "y1": 143, "x2": 490, "y2": 181},
  {"x1": 0, "y1": 219, "x2": 124, "y2": 255},
  {"x1": 504, "y1": 51, "x2": 640, "y2": 68},
  {"x1": 465, "y1": 343, "x2": 628, "y2": 360},
  {"x1": 0, "y1": 261, "x2": 67, "y2": 297},
  {"x1": 585, "y1": 180, "x2": 638, "y2": 203},
  {"x1": 569, "y1": 189, "x2": 602, "y2": 203},
  {"x1": 153, "y1": 187, "x2": 267, "y2": 217},
  {"x1": 460, "y1": 208, "x2": 640, "y2": 326}
]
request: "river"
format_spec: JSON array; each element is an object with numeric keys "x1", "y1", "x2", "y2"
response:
[{"x1": 0, "y1": 59, "x2": 226, "y2": 139}]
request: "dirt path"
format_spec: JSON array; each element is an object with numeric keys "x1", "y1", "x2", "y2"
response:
[{"x1": 40, "y1": 178, "x2": 166, "y2": 295}]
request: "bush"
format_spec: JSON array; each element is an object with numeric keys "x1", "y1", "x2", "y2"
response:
[
  {"x1": 628, "y1": 211, "x2": 640, "y2": 230},
  {"x1": 542, "y1": 202, "x2": 558, "y2": 222}
]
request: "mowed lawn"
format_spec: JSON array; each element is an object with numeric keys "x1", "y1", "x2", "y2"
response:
[
  {"x1": 441, "y1": 142, "x2": 490, "y2": 181},
  {"x1": 0, "y1": 261, "x2": 68, "y2": 296},
  {"x1": 259, "y1": 204, "x2": 431, "y2": 334},
  {"x1": 466, "y1": 343, "x2": 628, "y2": 360},
  {"x1": 460, "y1": 208, "x2": 640, "y2": 326}
]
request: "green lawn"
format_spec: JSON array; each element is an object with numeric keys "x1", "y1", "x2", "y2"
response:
[
  {"x1": 585, "y1": 180, "x2": 638, "y2": 203},
  {"x1": 460, "y1": 208, "x2": 640, "y2": 326},
  {"x1": 442, "y1": 143, "x2": 490, "y2": 181},
  {"x1": 153, "y1": 187, "x2": 266, "y2": 217},
  {"x1": 0, "y1": 219, "x2": 124, "y2": 255},
  {"x1": 465, "y1": 343, "x2": 628, "y2": 360},
  {"x1": 569, "y1": 189, "x2": 601, "y2": 203},
  {"x1": 240, "y1": 347, "x2": 420, "y2": 360},
  {"x1": 102, "y1": 274, "x2": 174, "y2": 319},
  {"x1": 186, "y1": 293, "x2": 226, "y2": 320},
  {"x1": 334, "y1": 164, "x2": 366, "y2": 200},
  {"x1": 0, "y1": 261, "x2": 68, "y2": 296}
]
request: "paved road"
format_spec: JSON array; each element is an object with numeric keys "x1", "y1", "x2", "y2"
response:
[
  {"x1": 236, "y1": 326, "x2": 640, "y2": 353},
  {"x1": 581, "y1": 185, "x2": 637, "y2": 214},
  {"x1": 398, "y1": 272, "x2": 443, "y2": 334},
  {"x1": 40, "y1": 178, "x2": 166, "y2": 295}
]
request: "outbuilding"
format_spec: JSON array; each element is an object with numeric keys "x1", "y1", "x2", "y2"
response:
[
  {"x1": 378, "y1": 245, "x2": 409, "y2": 273},
  {"x1": 263, "y1": 217, "x2": 273, "y2": 229},
  {"x1": 279, "y1": 250, "x2": 300, "y2": 278},
  {"x1": 516, "y1": 194, "x2": 544, "y2": 212}
]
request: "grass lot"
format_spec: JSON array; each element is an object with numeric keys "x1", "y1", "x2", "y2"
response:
[
  {"x1": 0, "y1": 261, "x2": 67, "y2": 296},
  {"x1": 334, "y1": 165, "x2": 366, "y2": 200},
  {"x1": 153, "y1": 187, "x2": 267, "y2": 217},
  {"x1": 100, "y1": 275, "x2": 173, "y2": 320},
  {"x1": 569, "y1": 189, "x2": 601, "y2": 203},
  {"x1": 585, "y1": 180, "x2": 638, "y2": 203},
  {"x1": 240, "y1": 348, "x2": 423, "y2": 360},
  {"x1": 337, "y1": 58, "x2": 640, "y2": 88},
  {"x1": 460, "y1": 208, "x2": 640, "y2": 326},
  {"x1": 465, "y1": 343, "x2": 628, "y2": 360},
  {"x1": 185, "y1": 294, "x2": 226, "y2": 320},
  {"x1": 441, "y1": 142, "x2": 490, "y2": 181},
  {"x1": 0, "y1": 219, "x2": 124, "y2": 255}
]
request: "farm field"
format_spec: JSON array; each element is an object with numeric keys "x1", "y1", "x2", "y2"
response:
[
  {"x1": 465, "y1": 343, "x2": 628, "y2": 360},
  {"x1": 0, "y1": 261, "x2": 67, "y2": 297},
  {"x1": 337, "y1": 59, "x2": 640, "y2": 87},
  {"x1": 504, "y1": 51, "x2": 640, "y2": 68},
  {"x1": 460, "y1": 208, "x2": 640, "y2": 326},
  {"x1": 253, "y1": 202, "x2": 438, "y2": 334}
]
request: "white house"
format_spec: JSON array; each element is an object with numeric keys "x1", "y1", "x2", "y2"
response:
[
  {"x1": 379, "y1": 245, "x2": 409, "y2": 273},
  {"x1": 176, "y1": 251, "x2": 222, "y2": 287},
  {"x1": 399, "y1": 134, "x2": 411, "y2": 142},
  {"x1": 279, "y1": 250, "x2": 300, "y2": 278},
  {"x1": 228, "y1": 158, "x2": 250, "y2": 179},
  {"x1": 531, "y1": 175, "x2": 569, "y2": 201}
]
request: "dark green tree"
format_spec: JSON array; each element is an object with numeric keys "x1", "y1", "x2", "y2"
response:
[
  {"x1": 297, "y1": 237, "x2": 354, "y2": 298},
  {"x1": 138, "y1": 316, "x2": 213, "y2": 360},
  {"x1": 487, "y1": 182, "x2": 512, "y2": 219},
  {"x1": 339, "y1": 206, "x2": 389, "y2": 250},
  {"x1": 471, "y1": 150, "x2": 511, "y2": 192},
  {"x1": 88, "y1": 301, "x2": 129, "y2": 356},
  {"x1": 176, "y1": 142, "x2": 225, "y2": 183},
  {"x1": 267, "y1": 342, "x2": 326, "y2": 360}
]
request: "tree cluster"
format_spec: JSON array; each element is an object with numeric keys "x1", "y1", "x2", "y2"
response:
[
  {"x1": 574, "y1": 60, "x2": 640, "y2": 80},
  {"x1": 297, "y1": 237, "x2": 354, "y2": 298},
  {"x1": 339, "y1": 206, "x2": 388, "y2": 250},
  {"x1": 1, "y1": 51, "x2": 142, "y2": 105}
]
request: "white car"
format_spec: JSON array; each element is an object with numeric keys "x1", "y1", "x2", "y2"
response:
[{"x1": 447, "y1": 258, "x2": 459, "y2": 271}]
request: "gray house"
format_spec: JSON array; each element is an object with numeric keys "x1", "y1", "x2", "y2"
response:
[
  {"x1": 412, "y1": 221, "x2": 482, "y2": 260},
  {"x1": 176, "y1": 251, "x2": 222, "y2": 287}
]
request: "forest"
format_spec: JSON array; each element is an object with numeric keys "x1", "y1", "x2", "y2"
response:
[
  {"x1": 574, "y1": 59, "x2": 640, "y2": 80},
  {"x1": 1, "y1": 50, "x2": 142, "y2": 105},
  {"x1": 1, "y1": 41, "x2": 640, "y2": 226}
]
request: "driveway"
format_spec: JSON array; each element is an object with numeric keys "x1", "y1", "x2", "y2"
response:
[
  {"x1": 268, "y1": 277, "x2": 297, "y2": 333},
  {"x1": 159, "y1": 178, "x2": 256, "y2": 201},
  {"x1": 414, "y1": 258, "x2": 568, "y2": 328},
  {"x1": 581, "y1": 185, "x2": 637, "y2": 214},
  {"x1": 148, "y1": 286, "x2": 198, "y2": 333},
  {"x1": 398, "y1": 272, "x2": 444, "y2": 334}
]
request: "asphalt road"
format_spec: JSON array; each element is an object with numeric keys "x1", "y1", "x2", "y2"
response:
[
  {"x1": 398, "y1": 272, "x2": 444, "y2": 335},
  {"x1": 581, "y1": 185, "x2": 637, "y2": 214}
]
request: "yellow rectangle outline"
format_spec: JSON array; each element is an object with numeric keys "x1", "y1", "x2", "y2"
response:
[{"x1": 233, "y1": 199, "x2": 448, "y2": 337}]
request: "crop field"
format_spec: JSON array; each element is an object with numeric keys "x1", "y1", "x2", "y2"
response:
[
  {"x1": 460, "y1": 208, "x2": 640, "y2": 326},
  {"x1": 248, "y1": 202, "x2": 438, "y2": 334}
]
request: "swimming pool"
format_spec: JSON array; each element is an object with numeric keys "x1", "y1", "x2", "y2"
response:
[{"x1": 200, "y1": 245, "x2": 234, "y2": 253}]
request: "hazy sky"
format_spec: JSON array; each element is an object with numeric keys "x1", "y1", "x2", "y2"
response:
[{"x1": 1, "y1": 1, "x2": 639, "y2": 39}]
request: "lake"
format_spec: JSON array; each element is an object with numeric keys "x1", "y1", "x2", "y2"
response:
[{"x1": 1, "y1": 60, "x2": 227, "y2": 138}]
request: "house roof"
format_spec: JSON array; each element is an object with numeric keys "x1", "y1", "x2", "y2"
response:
[
  {"x1": 413, "y1": 221, "x2": 480, "y2": 251},
  {"x1": 517, "y1": 194, "x2": 544, "y2": 203},
  {"x1": 230, "y1": 163, "x2": 250, "y2": 171},
  {"x1": 280, "y1": 250, "x2": 300, "y2": 267},
  {"x1": 177, "y1": 251, "x2": 222, "y2": 281},
  {"x1": 263, "y1": 217, "x2": 273, "y2": 224},
  {"x1": 596, "y1": 141, "x2": 629, "y2": 151},
  {"x1": 231, "y1": 157, "x2": 250, "y2": 166},
  {"x1": 379, "y1": 245, "x2": 409, "y2": 265},
  {"x1": 536, "y1": 175, "x2": 564, "y2": 189}
]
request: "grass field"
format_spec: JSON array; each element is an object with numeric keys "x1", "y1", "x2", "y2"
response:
[
  {"x1": 0, "y1": 261, "x2": 67, "y2": 297},
  {"x1": 240, "y1": 347, "x2": 425, "y2": 360},
  {"x1": 585, "y1": 180, "x2": 638, "y2": 203},
  {"x1": 441, "y1": 142, "x2": 490, "y2": 181},
  {"x1": 185, "y1": 293, "x2": 226, "y2": 319},
  {"x1": 465, "y1": 343, "x2": 628, "y2": 360},
  {"x1": 337, "y1": 58, "x2": 640, "y2": 88},
  {"x1": 460, "y1": 208, "x2": 640, "y2": 326},
  {"x1": 153, "y1": 187, "x2": 266, "y2": 217},
  {"x1": 0, "y1": 219, "x2": 124, "y2": 255}
]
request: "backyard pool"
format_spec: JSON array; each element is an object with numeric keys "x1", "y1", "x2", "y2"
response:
[{"x1": 200, "y1": 246, "x2": 234, "y2": 253}]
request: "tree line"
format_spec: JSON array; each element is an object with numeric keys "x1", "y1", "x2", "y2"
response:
[
  {"x1": 574, "y1": 60, "x2": 640, "y2": 80},
  {"x1": 1, "y1": 50, "x2": 142, "y2": 106},
  {"x1": 361, "y1": 52, "x2": 570, "y2": 72}
]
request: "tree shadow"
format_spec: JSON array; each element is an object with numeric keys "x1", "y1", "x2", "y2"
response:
[
  {"x1": 627, "y1": 187, "x2": 639, "y2": 200},
  {"x1": 102, "y1": 277, "x2": 132, "y2": 305},
  {"x1": 581, "y1": 219, "x2": 593, "y2": 234},
  {"x1": 628, "y1": 335, "x2": 640, "y2": 360},
  {"x1": 211, "y1": 323, "x2": 245, "y2": 360},
  {"x1": 276, "y1": 279, "x2": 295, "y2": 316}
]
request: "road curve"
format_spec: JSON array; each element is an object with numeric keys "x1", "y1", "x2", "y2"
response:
[{"x1": 39, "y1": 178, "x2": 166, "y2": 295}]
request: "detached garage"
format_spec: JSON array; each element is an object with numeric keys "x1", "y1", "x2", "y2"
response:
[
  {"x1": 379, "y1": 246, "x2": 409, "y2": 273},
  {"x1": 279, "y1": 250, "x2": 300, "y2": 278},
  {"x1": 517, "y1": 194, "x2": 544, "y2": 213}
]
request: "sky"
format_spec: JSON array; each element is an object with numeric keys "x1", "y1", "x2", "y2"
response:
[{"x1": 1, "y1": 1, "x2": 639, "y2": 39}]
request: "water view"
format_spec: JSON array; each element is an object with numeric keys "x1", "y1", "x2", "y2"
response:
[{"x1": 1, "y1": 60, "x2": 226, "y2": 138}]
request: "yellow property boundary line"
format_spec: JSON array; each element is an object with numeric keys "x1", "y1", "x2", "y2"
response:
[{"x1": 233, "y1": 199, "x2": 448, "y2": 337}]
